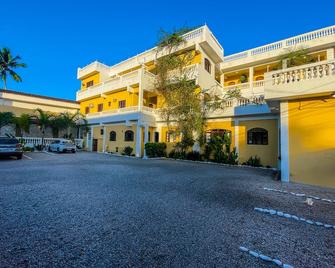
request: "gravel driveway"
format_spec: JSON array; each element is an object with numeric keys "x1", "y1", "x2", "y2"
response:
[{"x1": 0, "y1": 152, "x2": 334, "y2": 267}]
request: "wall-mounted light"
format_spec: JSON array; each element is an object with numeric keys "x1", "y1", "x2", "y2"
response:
[{"x1": 331, "y1": 92, "x2": 335, "y2": 98}]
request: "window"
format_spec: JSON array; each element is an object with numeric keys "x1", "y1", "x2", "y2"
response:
[
  {"x1": 204, "y1": 58, "x2": 211, "y2": 74},
  {"x1": 108, "y1": 101, "x2": 111, "y2": 107},
  {"x1": 247, "y1": 128, "x2": 268, "y2": 145},
  {"x1": 100, "y1": 128, "x2": 104, "y2": 135},
  {"x1": 166, "y1": 131, "x2": 176, "y2": 143},
  {"x1": 154, "y1": 132, "x2": 159, "y2": 142},
  {"x1": 86, "y1": 80, "x2": 94, "y2": 88},
  {"x1": 98, "y1": 103, "x2": 103, "y2": 112},
  {"x1": 119, "y1": 100, "x2": 126, "y2": 108},
  {"x1": 109, "y1": 131, "x2": 116, "y2": 141},
  {"x1": 85, "y1": 107, "x2": 90, "y2": 114},
  {"x1": 124, "y1": 130, "x2": 134, "y2": 141}
]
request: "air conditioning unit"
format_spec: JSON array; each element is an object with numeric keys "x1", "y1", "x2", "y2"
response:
[{"x1": 89, "y1": 103, "x2": 94, "y2": 108}]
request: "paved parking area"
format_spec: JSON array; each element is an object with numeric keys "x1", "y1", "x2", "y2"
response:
[{"x1": 0, "y1": 152, "x2": 334, "y2": 267}]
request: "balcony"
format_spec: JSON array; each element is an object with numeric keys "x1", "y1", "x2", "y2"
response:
[
  {"x1": 222, "y1": 25, "x2": 335, "y2": 70},
  {"x1": 264, "y1": 60, "x2": 335, "y2": 100},
  {"x1": 222, "y1": 80, "x2": 265, "y2": 97},
  {"x1": 76, "y1": 69, "x2": 156, "y2": 101},
  {"x1": 85, "y1": 105, "x2": 158, "y2": 125},
  {"x1": 77, "y1": 61, "x2": 110, "y2": 79}
]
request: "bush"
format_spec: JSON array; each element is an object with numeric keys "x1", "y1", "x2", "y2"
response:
[
  {"x1": 244, "y1": 156, "x2": 262, "y2": 167},
  {"x1": 35, "y1": 144, "x2": 44, "y2": 151},
  {"x1": 168, "y1": 150, "x2": 186, "y2": 159},
  {"x1": 186, "y1": 151, "x2": 202, "y2": 161},
  {"x1": 145, "y1": 142, "x2": 167, "y2": 158},
  {"x1": 123, "y1": 146, "x2": 133, "y2": 156}
]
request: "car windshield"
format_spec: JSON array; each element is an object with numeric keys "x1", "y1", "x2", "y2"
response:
[{"x1": 0, "y1": 138, "x2": 19, "y2": 144}]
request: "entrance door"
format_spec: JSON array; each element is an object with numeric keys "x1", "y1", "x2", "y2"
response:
[{"x1": 92, "y1": 139, "x2": 98, "y2": 152}]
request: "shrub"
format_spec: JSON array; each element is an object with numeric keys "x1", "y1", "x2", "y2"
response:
[
  {"x1": 145, "y1": 142, "x2": 167, "y2": 158},
  {"x1": 168, "y1": 150, "x2": 186, "y2": 159},
  {"x1": 123, "y1": 146, "x2": 133, "y2": 156},
  {"x1": 35, "y1": 144, "x2": 44, "y2": 151},
  {"x1": 186, "y1": 151, "x2": 202, "y2": 161},
  {"x1": 244, "y1": 156, "x2": 262, "y2": 167}
]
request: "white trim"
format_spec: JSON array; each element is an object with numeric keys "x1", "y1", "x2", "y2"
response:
[
  {"x1": 135, "y1": 124, "x2": 142, "y2": 157},
  {"x1": 280, "y1": 101, "x2": 289, "y2": 182}
]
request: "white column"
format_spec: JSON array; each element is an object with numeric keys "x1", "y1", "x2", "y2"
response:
[
  {"x1": 220, "y1": 73, "x2": 225, "y2": 86},
  {"x1": 234, "y1": 119, "x2": 239, "y2": 154},
  {"x1": 280, "y1": 101, "x2": 290, "y2": 182},
  {"x1": 138, "y1": 67, "x2": 144, "y2": 112},
  {"x1": 143, "y1": 124, "x2": 149, "y2": 158},
  {"x1": 102, "y1": 126, "x2": 106, "y2": 153},
  {"x1": 249, "y1": 67, "x2": 254, "y2": 95},
  {"x1": 327, "y1": 48, "x2": 334, "y2": 60},
  {"x1": 135, "y1": 124, "x2": 142, "y2": 157},
  {"x1": 89, "y1": 126, "x2": 94, "y2": 151}
]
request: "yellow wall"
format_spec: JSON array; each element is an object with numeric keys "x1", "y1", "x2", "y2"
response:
[
  {"x1": 80, "y1": 88, "x2": 139, "y2": 114},
  {"x1": 81, "y1": 73, "x2": 100, "y2": 90},
  {"x1": 288, "y1": 98, "x2": 335, "y2": 188},
  {"x1": 238, "y1": 119, "x2": 278, "y2": 167},
  {"x1": 206, "y1": 120, "x2": 235, "y2": 148}
]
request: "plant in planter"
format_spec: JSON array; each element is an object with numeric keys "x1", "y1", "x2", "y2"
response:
[
  {"x1": 243, "y1": 156, "x2": 262, "y2": 167},
  {"x1": 240, "y1": 74, "x2": 248, "y2": 83}
]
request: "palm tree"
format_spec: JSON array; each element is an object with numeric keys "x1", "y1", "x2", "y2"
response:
[
  {"x1": 0, "y1": 48, "x2": 27, "y2": 89},
  {"x1": 13, "y1": 113, "x2": 31, "y2": 137},
  {"x1": 49, "y1": 115, "x2": 65, "y2": 138},
  {"x1": 0, "y1": 111, "x2": 14, "y2": 129},
  {"x1": 59, "y1": 111, "x2": 87, "y2": 139},
  {"x1": 33, "y1": 108, "x2": 53, "y2": 146}
]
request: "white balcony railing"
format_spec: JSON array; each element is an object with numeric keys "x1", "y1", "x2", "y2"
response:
[
  {"x1": 76, "y1": 69, "x2": 156, "y2": 101},
  {"x1": 85, "y1": 105, "x2": 158, "y2": 119},
  {"x1": 224, "y1": 25, "x2": 335, "y2": 63},
  {"x1": 265, "y1": 60, "x2": 335, "y2": 99}
]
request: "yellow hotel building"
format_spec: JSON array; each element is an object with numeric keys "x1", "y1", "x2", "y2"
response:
[{"x1": 76, "y1": 25, "x2": 335, "y2": 188}]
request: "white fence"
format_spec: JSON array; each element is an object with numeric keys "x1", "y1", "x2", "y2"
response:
[{"x1": 16, "y1": 137, "x2": 84, "y2": 148}]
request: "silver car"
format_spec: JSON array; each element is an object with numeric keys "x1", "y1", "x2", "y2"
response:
[
  {"x1": 48, "y1": 139, "x2": 76, "y2": 153},
  {"x1": 0, "y1": 137, "x2": 23, "y2": 160}
]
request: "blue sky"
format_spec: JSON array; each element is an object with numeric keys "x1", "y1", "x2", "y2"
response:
[{"x1": 1, "y1": 0, "x2": 335, "y2": 100}]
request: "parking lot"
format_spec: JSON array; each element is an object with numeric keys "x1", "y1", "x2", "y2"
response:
[{"x1": 0, "y1": 152, "x2": 334, "y2": 267}]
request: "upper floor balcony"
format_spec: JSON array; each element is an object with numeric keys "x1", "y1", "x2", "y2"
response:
[
  {"x1": 77, "y1": 61, "x2": 110, "y2": 80},
  {"x1": 76, "y1": 69, "x2": 156, "y2": 101},
  {"x1": 222, "y1": 25, "x2": 335, "y2": 71},
  {"x1": 264, "y1": 60, "x2": 335, "y2": 100}
]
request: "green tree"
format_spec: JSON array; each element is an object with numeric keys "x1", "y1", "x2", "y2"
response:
[
  {"x1": 0, "y1": 111, "x2": 14, "y2": 129},
  {"x1": 154, "y1": 27, "x2": 239, "y2": 151},
  {"x1": 279, "y1": 47, "x2": 315, "y2": 68},
  {"x1": 0, "y1": 48, "x2": 27, "y2": 89},
  {"x1": 33, "y1": 108, "x2": 53, "y2": 145},
  {"x1": 13, "y1": 113, "x2": 31, "y2": 137},
  {"x1": 58, "y1": 111, "x2": 87, "y2": 139}
]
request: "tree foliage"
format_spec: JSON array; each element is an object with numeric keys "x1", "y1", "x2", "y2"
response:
[
  {"x1": 279, "y1": 47, "x2": 315, "y2": 68},
  {"x1": 0, "y1": 48, "x2": 27, "y2": 89},
  {"x1": 154, "y1": 27, "x2": 239, "y2": 149},
  {"x1": 0, "y1": 112, "x2": 14, "y2": 128},
  {"x1": 13, "y1": 113, "x2": 31, "y2": 136}
]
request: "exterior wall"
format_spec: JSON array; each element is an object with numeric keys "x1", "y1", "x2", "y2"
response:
[
  {"x1": 238, "y1": 119, "x2": 279, "y2": 168},
  {"x1": 80, "y1": 73, "x2": 100, "y2": 90},
  {"x1": 80, "y1": 88, "x2": 139, "y2": 114},
  {"x1": 288, "y1": 97, "x2": 335, "y2": 188},
  {"x1": 206, "y1": 120, "x2": 235, "y2": 148}
]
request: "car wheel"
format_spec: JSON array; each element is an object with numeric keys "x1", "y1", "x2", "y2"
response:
[
  {"x1": 63, "y1": 149, "x2": 66, "y2": 153},
  {"x1": 48, "y1": 147, "x2": 52, "y2": 152},
  {"x1": 17, "y1": 154, "x2": 22, "y2": 160},
  {"x1": 57, "y1": 148, "x2": 60, "y2": 153},
  {"x1": 71, "y1": 149, "x2": 75, "y2": 153}
]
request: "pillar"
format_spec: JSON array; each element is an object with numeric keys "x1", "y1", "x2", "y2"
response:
[
  {"x1": 138, "y1": 67, "x2": 144, "y2": 112},
  {"x1": 327, "y1": 48, "x2": 334, "y2": 60},
  {"x1": 89, "y1": 126, "x2": 94, "y2": 151},
  {"x1": 249, "y1": 67, "x2": 254, "y2": 94},
  {"x1": 234, "y1": 119, "x2": 239, "y2": 154},
  {"x1": 102, "y1": 126, "x2": 106, "y2": 153},
  {"x1": 280, "y1": 101, "x2": 290, "y2": 182},
  {"x1": 135, "y1": 124, "x2": 142, "y2": 157},
  {"x1": 143, "y1": 124, "x2": 149, "y2": 158}
]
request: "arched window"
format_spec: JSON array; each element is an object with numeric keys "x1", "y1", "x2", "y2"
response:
[
  {"x1": 204, "y1": 58, "x2": 211, "y2": 74},
  {"x1": 109, "y1": 131, "x2": 116, "y2": 141},
  {"x1": 247, "y1": 128, "x2": 268, "y2": 145},
  {"x1": 206, "y1": 129, "x2": 231, "y2": 142},
  {"x1": 124, "y1": 130, "x2": 134, "y2": 142}
]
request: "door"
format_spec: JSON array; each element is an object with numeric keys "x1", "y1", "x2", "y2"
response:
[{"x1": 93, "y1": 139, "x2": 98, "y2": 152}]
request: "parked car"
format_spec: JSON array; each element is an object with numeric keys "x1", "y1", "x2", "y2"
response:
[
  {"x1": 48, "y1": 139, "x2": 76, "y2": 153},
  {"x1": 0, "y1": 137, "x2": 23, "y2": 159}
]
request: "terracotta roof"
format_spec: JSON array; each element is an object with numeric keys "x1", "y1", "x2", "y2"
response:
[{"x1": 0, "y1": 89, "x2": 79, "y2": 104}]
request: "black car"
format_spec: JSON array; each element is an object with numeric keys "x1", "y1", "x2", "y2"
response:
[{"x1": 0, "y1": 137, "x2": 23, "y2": 160}]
